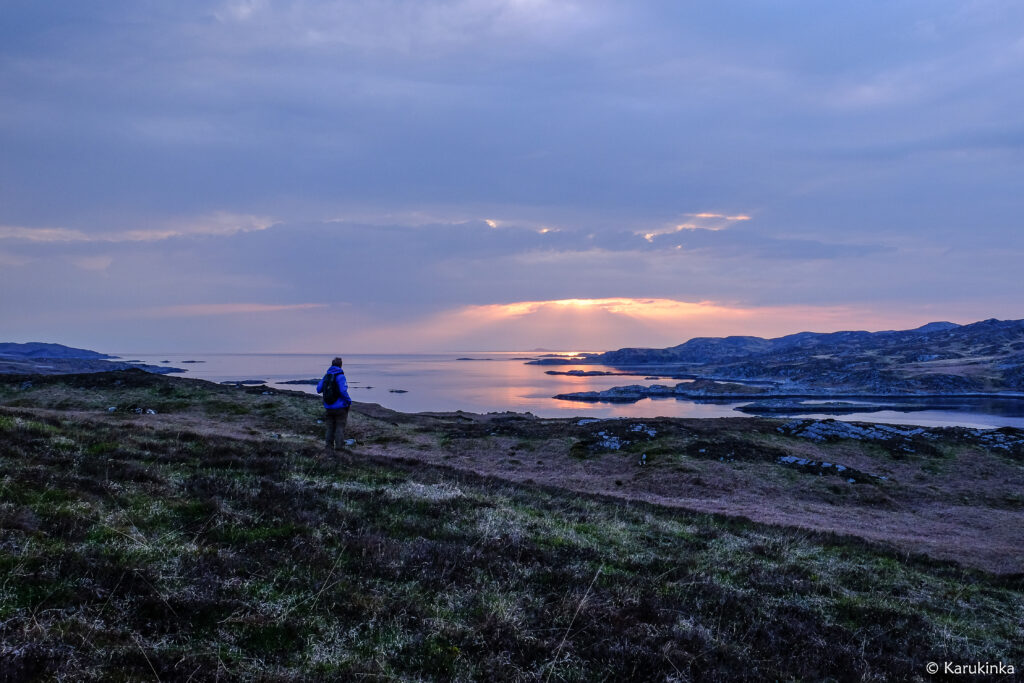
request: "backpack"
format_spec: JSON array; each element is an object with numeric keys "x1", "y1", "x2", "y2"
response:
[{"x1": 322, "y1": 372, "x2": 342, "y2": 404}]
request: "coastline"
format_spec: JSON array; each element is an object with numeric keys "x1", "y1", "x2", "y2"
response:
[{"x1": 5, "y1": 349, "x2": 1024, "y2": 427}]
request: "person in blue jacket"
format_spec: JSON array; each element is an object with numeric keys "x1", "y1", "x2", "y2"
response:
[{"x1": 316, "y1": 356, "x2": 353, "y2": 453}]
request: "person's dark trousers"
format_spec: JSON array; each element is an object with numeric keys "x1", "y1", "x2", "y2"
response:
[{"x1": 324, "y1": 406, "x2": 350, "y2": 450}]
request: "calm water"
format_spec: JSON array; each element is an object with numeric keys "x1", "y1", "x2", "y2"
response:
[{"x1": 112, "y1": 352, "x2": 1024, "y2": 428}]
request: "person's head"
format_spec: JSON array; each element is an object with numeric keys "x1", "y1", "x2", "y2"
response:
[{"x1": 331, "y1": 357, "x2": 343, "y2": 368}]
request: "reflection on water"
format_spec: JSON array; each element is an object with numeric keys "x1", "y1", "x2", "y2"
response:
[
  {"x1": 111, "y1": 352, "x2": 1024, "y2": 428},
  {"x1": 769, "y1": 398, "x2": 1024, "y2": 429},
  {"x1": 788, "y1": 410, "x2": 1024, "y2": 430}
]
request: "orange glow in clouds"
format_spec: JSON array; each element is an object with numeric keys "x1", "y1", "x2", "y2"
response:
[
  {"x1": 342, "y1": 297, "x2": 926, "y2": 352},
  {"x1": 470, "y1": 298, "x2": 742, "y2": 321}
]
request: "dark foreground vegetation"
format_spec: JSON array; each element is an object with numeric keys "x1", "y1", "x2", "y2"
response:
[{"x1": 0, "y1": 372, "x2": 1021, "y2": 681}]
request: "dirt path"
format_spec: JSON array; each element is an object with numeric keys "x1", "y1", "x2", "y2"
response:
[{"x1": 361, "y1": 437, "x2": 1023, "y2": 575}]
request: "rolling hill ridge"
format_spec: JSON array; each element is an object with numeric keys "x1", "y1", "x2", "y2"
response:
[{"x1": 591, "y1": 318, "x2": 1024, "y2": 394}]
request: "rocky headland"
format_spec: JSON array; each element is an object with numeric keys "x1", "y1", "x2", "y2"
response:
[
  {"x1": 544, "y1": 369, "x2": 642, "y2": 377},
  {"x1": 552, "y1": 318, "x2": 1024, "y2": 406},
  {"x1": 0, "y1": 342, "x2": 182, "y2": 375}
]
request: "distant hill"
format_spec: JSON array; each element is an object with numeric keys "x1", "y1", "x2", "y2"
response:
[
  {"x1": 0, "y1": 342, "x2": 116, "y2": 360},
  {"x1": 0, "y1": 342, "x2": 181, "y2": 375},
  {"x1": 592, "y1": 318, "x2": 1024, "y2": 394}
]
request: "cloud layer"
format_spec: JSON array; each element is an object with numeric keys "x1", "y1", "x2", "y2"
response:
[{"x1": 2, "y1": 1, "x2": 1023, "y2": 350}]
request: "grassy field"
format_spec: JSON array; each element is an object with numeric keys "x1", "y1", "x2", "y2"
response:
[{"x1": 0, "y1": 371, "x2": 1021, "y2": 680}]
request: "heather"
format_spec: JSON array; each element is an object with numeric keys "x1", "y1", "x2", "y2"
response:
[{"x1": 1, "y1": 372, "x2": 1021, "y2": 680}]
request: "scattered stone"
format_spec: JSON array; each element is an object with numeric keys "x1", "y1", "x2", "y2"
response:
[
  {"x1": 145, "y1": 409, "x2": 156, "y2": 415},
  {"x1": 778, "y1": 455, "x2": 846, "y2": 472},
  {"x1": 776, "y1": 454, "x2": 883, "y2": 481},
  {"x1": 777, "y1": 419, "x2": 930, "y2": 442},
  {"x1": 595, "y1": 431, "x2": 625, "y2": 450},
  {"x1": 965, "y1": 428, "x2": 1024, "y2": 452},
  {"x1": 777, "y1": 419, "x2": 944, "y2": 458},
  {"x1": 630, "y1": 423, "x2": 657, "y2": 437},
  {"x1": 577, "y1": 418, "x2": 602, "y2": 426},
  {"x1": 779, "y1": 419, "x2": 1024, "y2": 458}
]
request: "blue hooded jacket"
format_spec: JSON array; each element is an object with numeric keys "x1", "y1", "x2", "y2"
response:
[{"x1": 316, "y1": 366, "x2": 352, "y2": 409}]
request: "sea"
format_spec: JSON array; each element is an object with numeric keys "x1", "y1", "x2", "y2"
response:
[{"x1": 112, "y1": 352, "x2": 1024, "y2": 429}]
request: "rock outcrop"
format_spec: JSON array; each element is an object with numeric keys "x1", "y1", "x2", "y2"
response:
[
  {"x1": 0, "y1": 343, "x2": 180, "y2": 375},
  {"x1": 575, "y1": 318, "x2": 1024, "y2": 395}
]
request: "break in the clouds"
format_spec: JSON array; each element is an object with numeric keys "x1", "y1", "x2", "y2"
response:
[{"x1": 1, "y1": 1, "x2": 1023, "y2": 351}]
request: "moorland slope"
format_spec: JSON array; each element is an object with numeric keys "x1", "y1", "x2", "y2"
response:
[{"x1": 1, "y1": 370, "x2": 1021, "y2": 679}]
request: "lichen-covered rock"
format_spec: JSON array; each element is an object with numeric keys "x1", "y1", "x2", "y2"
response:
[
  {"x1": 779, "y1": 419, "x2": 1024, "y2": 460},
  {"x1": 775, "y1": 455, "x2": 884, "y2": 482},
  {"x1": 777, "y1": 419, "x2": 930, "y2": 442}
]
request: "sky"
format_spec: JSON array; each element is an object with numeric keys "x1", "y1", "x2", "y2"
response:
[{"x1": 2, "y1": 0, "x2": 1023, "y2": 352}]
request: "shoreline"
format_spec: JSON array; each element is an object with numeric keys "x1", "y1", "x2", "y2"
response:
[{"x1": 556, "y1": 389, "x2": 1024, "y2": 402}]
